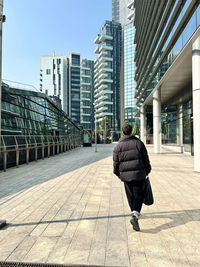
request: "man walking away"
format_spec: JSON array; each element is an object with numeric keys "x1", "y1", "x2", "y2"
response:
[{"x1": 113, "y1": 124, "x2": 151, "y2": 231}]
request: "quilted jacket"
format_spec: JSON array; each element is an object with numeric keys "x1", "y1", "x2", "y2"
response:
[{"x1": 113, "y1": 135, "x2": 151, "y2": 182}]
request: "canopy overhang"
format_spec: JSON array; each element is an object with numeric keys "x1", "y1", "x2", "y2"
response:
[{"x1": 136, "y1": 27, "x2": 200, "y2": 116}]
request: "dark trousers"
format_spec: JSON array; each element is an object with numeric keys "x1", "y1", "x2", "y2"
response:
[{"x1": 124, "y1": 180, "x2": 144, "y2": 213}]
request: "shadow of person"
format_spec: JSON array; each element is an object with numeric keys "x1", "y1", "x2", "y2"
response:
[{"x1": 140, "y1": 209, "x2": 200, "y2": 234}]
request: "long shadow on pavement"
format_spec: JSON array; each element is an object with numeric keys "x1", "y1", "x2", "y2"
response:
[{"x1": 3, "y1": 209, "x2": 200, "y2": 234}]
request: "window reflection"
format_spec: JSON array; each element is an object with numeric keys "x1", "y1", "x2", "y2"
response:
[{"x1": 1, "y1": 84, "x2": 82, "y2": 139}]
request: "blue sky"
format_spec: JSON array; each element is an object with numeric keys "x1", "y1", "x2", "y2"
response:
[{"x1": 2, "y1": 0, "x2": 112, "y2": 88}]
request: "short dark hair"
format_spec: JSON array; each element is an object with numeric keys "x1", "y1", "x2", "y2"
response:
[{"x1": 122, "y1": 124, "x2": 132, "y2": 135}]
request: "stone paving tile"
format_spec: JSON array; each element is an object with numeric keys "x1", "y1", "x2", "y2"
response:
[{"x1": 0, "y1": 144, "x2": 200, "y2": 267}]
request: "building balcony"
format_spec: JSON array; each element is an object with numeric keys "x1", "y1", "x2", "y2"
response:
[
  {"x1": 94, "y1": 99, "x2": 99, "y2": 106},
  {"x1": 81, "y1": 89, "x2": 91, "y2": 93},
  {"x1": 99, "y1": 56, "x2": 113, "y2": 63},
  {"x1": 94, "y1": 59, "x2": 99, "y2": 67},
  {"x1": 98, "y1": 61, "x2": 108, "y2": 69},
  {"x1": 99, "y1": 45, "x2": 113, "y2": 52},
  {"x1": 99, "y1": 51, "x2": 108, "y2": 57},
  {"x1": 81, "y1": 105, "x2": 91, "y2": 109},
  {"x1": 81, "y1": 113, "x2": 91, "y2": 116},
  {"x1": 128, "y1": 10, "x2": 135, "y2": 21},
  {"x1": 94, "y1": 83, "x2": 100, "y2": 90},
  {"x1": 99, "y1": 95, "x2": 108, "y2": 101},
  {"x1": 98, "y1": 84, "x2": 108, "y2": 91},
  {"x1": 81, "y1": 107, "x2": 91, "y2": 111},
  {"x1": 97, "y1": 111, "x2": 113, "y2": 119},
  {"x1": 127, "y1": 0, "x2": 134, "y2": 9},
  {"x1": 82, "y1": 66, "x2": 90, "y2": 71},
  {"x1": 98, "y1": 78, "x2": 113, "y2": 85},
  {"x1": 94, "y1": 35, "x2": 100, "y2": 44},
  {"x1": 94, "y1": 79, "x2": 99, "y2": 87},
  {"x1": 94, "y1": 46, "x2": 100, "y2": 54},
  {"x1": 99, "y1": 67, "x2": 113, "y2": 74},
  {"x1": 99, "y1": 89, "x2": 113, "y2": 95},
  {"x1": 97, "y1": 100, "x2": 113, "y2": 109},
  {"x1": 95, "y1": 102, "x2": 101, "y2": 109},
  {"x1": 81, "y1": 74, "x2": 91, "y2": 78},
  {"x1": 94, "y1": 92, "x2": 101, "y2": 99},
  {"x1": 99, "y1": 34, "x2": 113, "y2": 42},
  {"x1": 94, "y1": 84, "x2": 99, "y2": 90},
  {"x1": 99, "y1": 73, "x2": 107, "y2": 80},
  {"x1": 94, "y1": 72, "x2": 99, "y2": 80},
  {"x1": 81, "y1": 97, "x2": 91, "y2": 101},
  {"x1": 99, "y1": 100, "x2": 113, "y2": 107},
  {"x1": 81, "y1": 82, "x2": 91, "y2": 86},
  {"x1": 103, "y1": 101, "x2": 113, "y2": 105},
  {"x1": 98, "y1": 106, "x2": 107, "y2": 113}
]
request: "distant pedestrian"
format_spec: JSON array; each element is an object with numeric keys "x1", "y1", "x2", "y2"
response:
[{"x1": 113, "y1": 123, "x2": 151, "y2": 231}]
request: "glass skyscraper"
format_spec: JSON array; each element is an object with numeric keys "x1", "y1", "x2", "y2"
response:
[
  {"x1": 124, "y1": 23, "x2": 136, "y2": 124},
  {"x1": 94, "y1": 21, "x2": 122, "y2": 140},
  {"x1": 112, "y1": 0, "x2": 137, "y2": 126}
]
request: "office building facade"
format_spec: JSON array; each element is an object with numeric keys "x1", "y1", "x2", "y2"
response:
[
  {"x1": 40, "y1": 53, "x2": 67, "y2": 109},
  {"x1": 66, "y1": 53, "x2": 81, "y2": 125},
  {"x1": 129, "y1": 0, "x2": 200, "y2": 172},
  {"x1": 112, "y1": 0, "x2": 132, "y2": 25},
  {"x1": 124, "y1": 23, "x2": 137, "y2": 124},
  {"x1": 112, "y1": 0, "x2": 136, "y2": 126},
  {"x1": 94, "y1": 20, "x2": 122, "y2": 140},
  {"x1": 80, "y1": 59, "x2": 94, "y2": 130}
]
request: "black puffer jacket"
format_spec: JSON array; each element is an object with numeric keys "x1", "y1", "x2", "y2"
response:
[{"x1": 113, "y1": 135, "x2": 151, "y2": 182}]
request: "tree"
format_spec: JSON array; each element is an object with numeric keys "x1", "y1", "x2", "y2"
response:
[
  {"x1": 102, "y1": 116, "x2": 111, "y2": 138},
  {"x1": 162, "y1": 120, "x2": 168, "y2": 135},
  {"x1": 132, "y1": 121, "x2": 140, "y2": 135}
]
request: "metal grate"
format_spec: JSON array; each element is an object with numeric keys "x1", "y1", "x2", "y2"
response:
[{"x1": 0, "y1": 262, "x2": 117, "y2": 267}]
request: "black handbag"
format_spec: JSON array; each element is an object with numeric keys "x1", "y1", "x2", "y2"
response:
[{"x1": 143, "y1": 176, "x2": 154, "y2": 205}]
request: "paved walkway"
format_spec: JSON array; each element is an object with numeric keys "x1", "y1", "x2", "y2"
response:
[{"x1": 0, "y1": 144, "x2": 199, "y2": 267}]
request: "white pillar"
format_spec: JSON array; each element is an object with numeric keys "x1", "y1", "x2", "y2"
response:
[
  {"x1": 95, "y1": 112, "x2": 97, "y2": 152},
  {"x1": 0, "y1": 0, "x2": 4, "y2": 136},
  {"x1": 153, "y1": 88, "x2": 161, "y2": 153},
  {"x1": 177, "y1": 104, "x2": 183, "y2": 147},
  {"x1": 140, "y1": 106, "x2": 146, "y2": 144},
  {"x1": 192, "y1": 36, "x2": 200, "y2": 172}
]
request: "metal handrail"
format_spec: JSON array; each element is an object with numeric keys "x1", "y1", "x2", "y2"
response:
[{"x1": 0, "y1": 134, "x2": 83, "y2": 171}]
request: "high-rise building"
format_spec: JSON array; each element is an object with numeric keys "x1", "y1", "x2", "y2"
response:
[
  {"x1": 66, "y1": 53, "x2": 81, "y2": 124},
  {"x1": 112, "y1": 0, "x2": 131, "y2": 26},
  {"x1": 94, "y1": 20, "x2": 122, "y2": 140},
  {"x1": 40, "y1": 53, "x2": 67, "y2": 108},
  {"x1": 40, "y1": 53, "x2": 95, "y2": 128},
  {"x1": 129, "y1": 0, "x2": 200, "y2": 172},
  {"x1": 80, "y1": 59, "x2": 94, "y2": 130},
  {"x1": 112, "y1": 0, "x2": 136, "y2": 126},
  {"x1": 124, "y1": 23, "x2": 137, "y2": 124}
]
